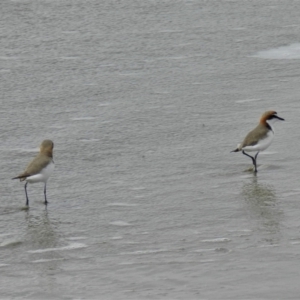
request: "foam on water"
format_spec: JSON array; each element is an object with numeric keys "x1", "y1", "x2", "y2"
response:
[
  {"x1": 109, "y1": 236, "x2": 123, "y2": 240},
  {"x1": 133, "y1": 195, "x2": 145, "y2": 199},
  {"x1": 12, "y1": 147, "x2": 38, "y2": 153},
  {"x1": 230, "y1": 27, "x2": 246, "y2": 31},
  {"x1": 60, "y1": 56, "x2": 79, "y2": 60},
  {"x1": 119, "y1": 72, "x2": 145, "y2": 76},
  {"x1": 98, "y1": 102, "x2": 111, "y2": 106},
  {"x1": 198, "y1": 259, "x2": 216, "y2": 263},
  {"x1": 259, "y1": 244, "x2": 280, "y2": 248},
  {"x1": 254, "y1": 43, "x2": 300, "y2": 59},
  {"x1": 32, "y1": 258, "x2": 65, "y2": 263},
  {"x1": 290, "y1": 241, "x2": 300, "y2": 245},
  {"x1": 67, "y1": 237, "x2": 87, "y2": 241},
  {"x1": 62, "y1": 31, "x2": 79, "y2": 34},
  {"x1": 240, "y1": 173, "x2": 256, "y2": 179},
  {"x1": 0, "y1": 264, "x2": 9, "y2": 267},
  {"x1": 0, "y1": 233, "x2": 16, "y2": 238},
  {"x1": 201, "y1": 238, "x2": 231, "y2": 243},
  {"x1": 71, "y1": 117, "x2": 96, "y2": 121},
  {"x1": 79, "y1": 139, "x2": 99, "y2": 143},
  {"x1": 129, "y1": 186, "x2": 146, "y2": 191},
  {"x1": 159, "y1": 29, "x2": 183, "y2": 33},
  {"x1": 281, "y1": 190, "x2": 300, "y2": 197},
  {"x1": 27, "y1": 243, "x2": 87, "y2": 253},
  {"x1": 109, "y1": 221, "x2": 132, "y2": 226},
  {"x1": 227, "y1": 229, "x2": 252, "y2": 233},
  {"x1": 0, "y1": 56, "x2": 19, "y2": 60},
  {"x1": 235, "y1": 98, "x2": 261, "y2": 103},
  {"x1": 121, "y1": 248, "x2": 169, "y2": 255},
  {"x1": 106, "y1": 203, "x2": 138, "y2": 207},
  {"x1": 167, "y1": 56, "x2": 188, "y2": 60},
  {"x1": 0, "y1": 239, "x2": 22, "y2": 248},
  {"x1": 193, "y1": 248, "x2": 216, "y2": 253}
]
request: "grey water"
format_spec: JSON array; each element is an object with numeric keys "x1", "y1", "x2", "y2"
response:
[{"x1": 1, "y1": 0, "x2": 300, "y2": 299}]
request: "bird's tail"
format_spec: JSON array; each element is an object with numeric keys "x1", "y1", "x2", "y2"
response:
[
  {"x1": 12, "y1": 174, "x2": 27, "y2": 181},
  {"x1": 231, "y1": 143, "x2": 241, "y2": 153}
]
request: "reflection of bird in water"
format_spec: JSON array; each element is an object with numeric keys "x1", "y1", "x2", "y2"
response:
[
  {"x1": 243, "y1": 178, "x2": 275, "y2": 204},
  {"x1": 25, "y1": 211, "x2": 59, "y2": 250},
  {"x1": 242, "y1": 177, "x2": 282, "y2": 238},
  {"x1": 24, "y1": 211, "x2": 62, "y2": 291}
]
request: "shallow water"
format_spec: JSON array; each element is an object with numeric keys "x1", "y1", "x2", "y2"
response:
[{"x1": 1, "y1": 0, "x2": 300, "y2": 299}]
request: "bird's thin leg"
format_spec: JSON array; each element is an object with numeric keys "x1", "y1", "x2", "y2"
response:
[
  {"x1": 253, "y1": 152, "x2": 260, "y2": 173},
  {"x1": 254, "y1": 151, "x2": 259, "y2": 172},
  {"x1": 242, "y1": 150, "x2": 255, "y2": 165},
  {"x1": 44, "y1": 183, "x2": 48, "y2": 205},
  {"x1": 242, "y1": 151, "x2": 257, "y2": 173},
  {"x1": 24, "y1": 182, "x2": 29, "y2": 206}
]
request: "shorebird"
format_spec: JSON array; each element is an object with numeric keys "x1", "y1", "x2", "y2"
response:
[
  {"x1": 12, "y1": 140, "x2": 54, "y2": 206},
  {"x1": 231, "y1": 111, "x2": 284, "y2": 173}
]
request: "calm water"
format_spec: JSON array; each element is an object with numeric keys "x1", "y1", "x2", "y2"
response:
[{"x1": 1, "y1": 0, "x2": 300, "y2": 299}]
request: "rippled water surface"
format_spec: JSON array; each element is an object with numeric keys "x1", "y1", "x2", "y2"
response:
[{"x1": 1, "y1": 0, "x2": 300, "y2": 299}]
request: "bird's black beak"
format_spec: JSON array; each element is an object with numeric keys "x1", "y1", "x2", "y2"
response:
[{"x1": 273, "y1": 115, "x2": 285, "y2": 121}]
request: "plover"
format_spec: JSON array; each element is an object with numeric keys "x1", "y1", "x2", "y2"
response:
[
  {"x1": 12, "y1": 140, "x2": 54, "y2": 206},
  {"x1": 231, "y1": 111, "x2": 284, "y2": 173}
]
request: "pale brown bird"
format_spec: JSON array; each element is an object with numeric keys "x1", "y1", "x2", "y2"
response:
[
  {"x1": 12, "y1": 140, "x2": 54, "y2": 206},
  {"x1": 231, "y1": 111, "x2": 284, "y2": 173}
]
